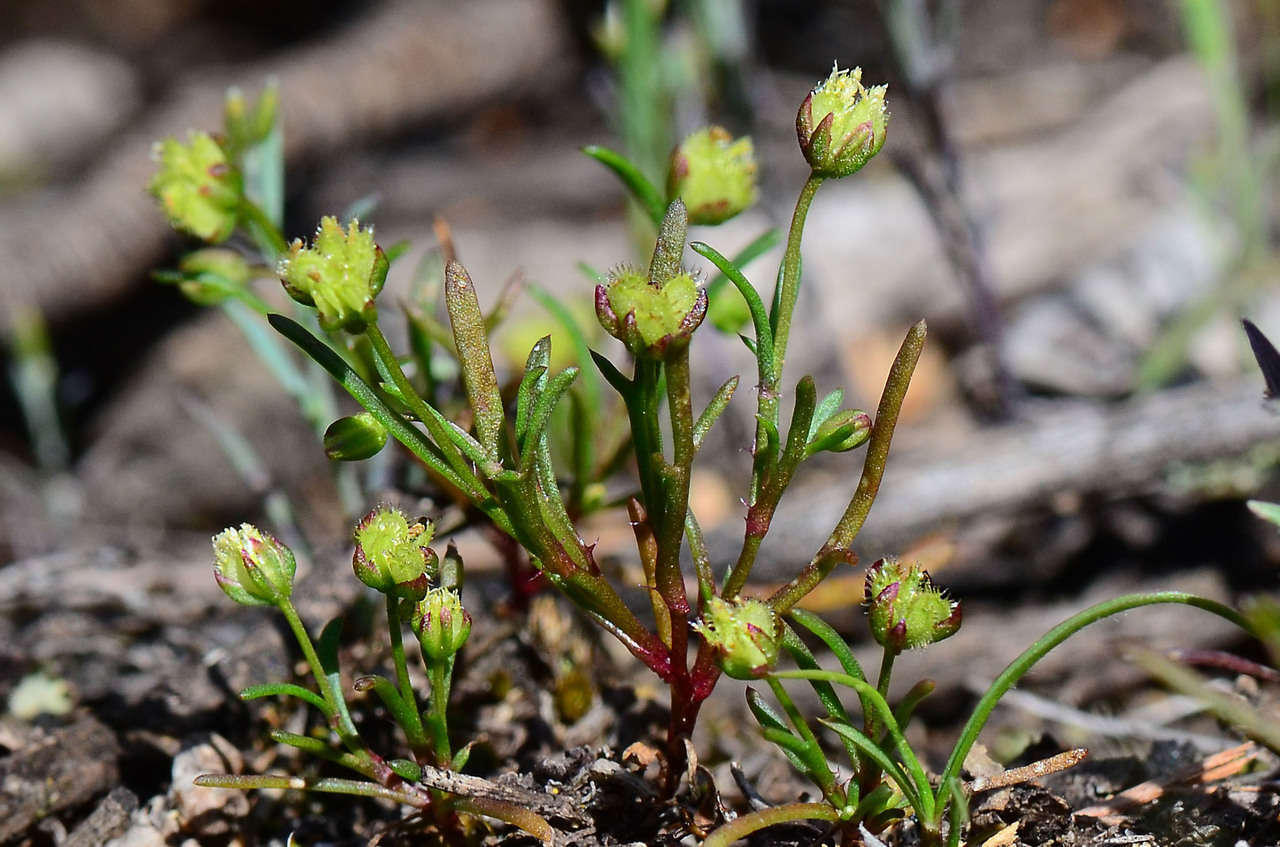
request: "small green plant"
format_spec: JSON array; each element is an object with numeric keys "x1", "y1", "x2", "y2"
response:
[
  {"x1": 702, "y1": 561, "x2": 1252, "y2": 847},
  {"x1": 150, "y1": 62, "x2": 900, "y2": 800},
  {"x1": 195, "y1": 511, "x2": 555, "y2": 842}
]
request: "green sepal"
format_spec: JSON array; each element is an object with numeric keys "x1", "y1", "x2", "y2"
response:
[
  {"x1": 808, "y1": 389, "x2": 844, "y2": 441},
  {"x1": 582, "y1": 144, "x2": 666, "y2": 224},
  {"x1": 239, "y1": 682, "x2": 329, "y2": 714},
  {"x1": 324, "y1": 412, "x2": 388, "y2": 461}
]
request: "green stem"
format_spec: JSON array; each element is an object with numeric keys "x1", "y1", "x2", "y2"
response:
[
  {"x1": 867, "y1": 648, "x2": 897, "y2": 740},
  {"x1": 239, "y1": 198, "x2": 289, "y2": 259},
  {"x1": 702, "y1": 802, "x2": 838, "y2": 847},
  {"x1": 657, "y1": 350, "x2": 695, "y2": 613},
  {"x1": 766, "y1": 677, "x2": 838, "y2": 799},
  {"x1": 932, "y1": 591, "x2": 1253, "y2": 828},
  {"x1": 365, "y1": 324, "x2": 485, "y2": 497},
  {"x1": 279, "y1": 600, "x2": 363, "y2": 755},
  {"x1": 426, "y1": 659, "x2": 453, "y2": 764},
  {"x1": 774, "y1": 669, "x2": 934, "y2": 820},
  {"x1": 765, "y1": 173, "x2": 825, "y2": 405},
  {"x1": 386, "y1": 595, "x2": 429, "y2": 758}
]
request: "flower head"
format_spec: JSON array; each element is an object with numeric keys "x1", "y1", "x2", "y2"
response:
[
  {"x1": 278, "y1": 216, "x2": 388, "y2": 333},
  {"x1": 149, "y1": 131, "x2": 242, "y2": 242},
  {"x1": 595, "y1": 265, "x2": 706, "y2": 359},
  {"x1": 667, "y1": 127, "x2": 758, "y2": 225},
  {"x1": 864, "y1": 557, "x2": 961, "y2": 653},
  {"x1": 212, "y1": 524, "x2": 296, "y2": 606},
  {"x1": 796, "y1": 65, "x2": 889, "y2": 179},
  {"x1": 412, "y1": 587, "x2": 472, "y2": 662},
  {"x1": 352, "y1": 506, "x2": 436, "y2": 601},
  {"x1": 695, "y1": 596, "x2": 781, "y2": 679}
]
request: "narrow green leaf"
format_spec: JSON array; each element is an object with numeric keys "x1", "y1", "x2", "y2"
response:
[
  {"x1": 268, "y1": 313, "x2": 462, "y2": 488},
  {"x1": 316, "y1": 616, "x2": 358, "y2": 745},
  {"x1": 444, "y1": 261, "x2": 504, "y2": 460},
  {"x1": 516, "y1": 337, "x2": 551, "y2": 448},
  {"x1": 692, "y1": 375, "x2": 738, "y2": 451},
  {"x1": 240, "y1": 682, "x2": 328, "y2": 714},
  {"x1": 528, "y1": 285, "x2": 602, "y2": 428},
  {"x1": 519, "y1": 368, "x2": 579, "y2": 475},
  {"x1": 590, "y1": 349, "x2": 631, "y2": 397},
  {"x1": 691, "y1": 240, "x2": 774, "y2": 372},
  {"x1": 582, "y1": 144, "x2": 666, "y2": 223}
]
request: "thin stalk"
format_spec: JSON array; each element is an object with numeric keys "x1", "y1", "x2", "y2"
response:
[
  {"x1": 239, "y1": 198, "x2": 289, "y2": 258},
  {"x1": 657, "y1": 350, "x2": 695, "y2": 614},
  {"x1": 866, "y1": 649, "x2": 897, "y2": 741},
  {"x1": 766, "y1": 677, "x2": 838, "y2": 798},
  {"x1": 385, "y1": 595, "x2": 429, "y2": 758},
  {"x1": 365, "y1": 324, "x2": 486, "y2": 499},
  {"x1": 278, "y1": 599, "x2": 361, "y2": 752},
  {"x1": 702, "y1": 802, "x2": 838, "y2": 847},
  {"x1": 766, "y1": 173, "x2": 825, "y2": 402},
  {"x1": 774, "y1": 669, "x2": 934, "y2": 820},
  {"x1": 426, "y1": 660, "x2": 453, "y2": 764},
  {"x1": 933, "y1": 592, "x2": 1253, "y2": 829}
]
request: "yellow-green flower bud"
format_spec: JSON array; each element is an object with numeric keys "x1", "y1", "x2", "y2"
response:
[
  {"x1": 352, "y1": 506, "x2": 436, "y2": 601},
  {"x1": 324, "y1": 413, "x2": 388, "y2": 461},
  {"x1": 595, "y1": 265, "x2": 707, "y2": 359},
  {"x1": 165, "y1": 247, "x2": 253, "y2": 306},
  {"x1": 149, "y1": 131, "x2": 243, "y2": 243},
  {"x1": 796, "y1": 65, "x2": 888, "y2": 179},
  {"x1": 806, "y1": 409, "x2": 872, "y2": 456},
  {"x1": 223, "y1": 84, "x2": 278, "y2": 155},
  {"x1": 694, "y1": 596, "x2": 781, "y2": 680},
  {"x1": 666, "y1": 127, "x2": 758, "y2": 225},
  {"x1": 864, "y1": 557, "x2": 961, "y2": 654},
  {"x1": 412, "y1": 587, "x2": 472, "y2": 662},
  {"x1": 212, "y1": 524, "x2": 296, "y2": 606},
  {"x1": 278, "y1": 216, "x2": 389, "y2": 333}
]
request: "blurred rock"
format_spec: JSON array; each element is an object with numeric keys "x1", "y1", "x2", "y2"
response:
[{"x1": 0, "y1": 41, "x2": 140, "y2": 185}]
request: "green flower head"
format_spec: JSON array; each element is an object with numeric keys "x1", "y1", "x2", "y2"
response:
[
  {"x1": 352, "y1": 506, "x2": 437, "y2": 601},
  {"x1": 212, "y1": 524, "x2": 296, "y2": 606},
  {"x1": 864, "y1": 557, "x2": 961, "y2": 653},
  {"x1": 694, "y1": 596, "x2": 781, "y2": 680},
  {"x1": 149, "y1": 131, "x2": 243, "y2": 242},
  {"x1": 412, "y1": 587, "x2": 472, "y2": 662},
  {"x1": 667, "y1": 127, "x2": 758, "y2": 225},
  {"x1": 796, "y1": 65, "x2": 889, "y2": 179},
  {"x1": 595, "y1": 265, "x2": 706, "y2": 359},
  {"x1": 278, "y1": 216, "x2": 389, "y2": 333}
]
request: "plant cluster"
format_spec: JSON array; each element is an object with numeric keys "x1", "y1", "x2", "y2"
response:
[{"x1": 149, "y1": 63, "x2": 1257, "y2": 846}]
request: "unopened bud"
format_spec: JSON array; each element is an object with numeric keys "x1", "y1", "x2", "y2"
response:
[
  {"x1": 352, "y1": 506, "x2": 436, "y2": 601},
  {"x1": 865, "y1": 557, "x2": 961, "y2": 654},
  {"x1": 413, "y1": 587, "x2": 472, "y2": 662},
  {"x1": 324, "y1": 413, "x2": 388, "y2": 461},
  {"x1": 278, "y1": 216, "x2": 389, "y2": 333},
  {"x1": 796, "y1": 65, "x2": 888, "y2": 179},
  {"x1": 667, "y1": 127, "x2": 758, "y2": 225},
  {"x1": 694, "y1": 596, "x2": 781, "y2": 680},
  {"x1": 149, "y1": 131, "x2": 242, "y2": 242},
  {"x1": 212, "y1": 524, "x2": 296, "y2": 606},
  {"x1": 806, "y1": 409, "x2": 871, "y2": 455}
]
